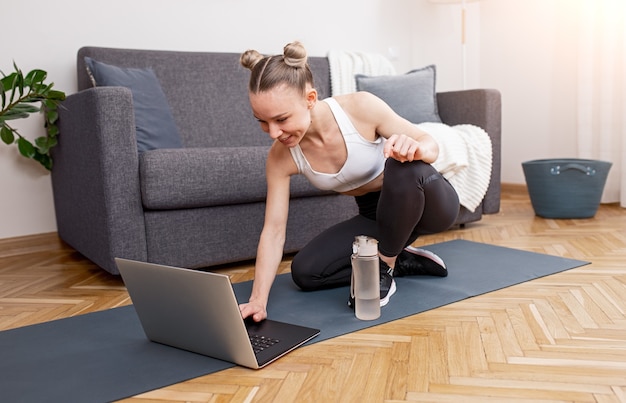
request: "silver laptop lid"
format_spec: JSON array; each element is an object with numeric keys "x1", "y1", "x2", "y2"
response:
[{"x1": 115, "y1": 258, "x2": 259, "y2": 368}]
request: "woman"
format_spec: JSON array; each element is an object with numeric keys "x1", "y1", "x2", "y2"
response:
[{"x1": 239, "y1": 41, "x2": 460, "y2": 322}]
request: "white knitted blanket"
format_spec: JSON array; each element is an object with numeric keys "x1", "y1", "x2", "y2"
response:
[
  {"x1": 416, "y1": 122, "x2": 493, "y2": 212},
  {"x1": 327, "y1": 50, "x2": 396, "y2": 95}
]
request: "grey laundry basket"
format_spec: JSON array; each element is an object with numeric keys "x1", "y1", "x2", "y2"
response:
[{"x1": 522, "y1": 158, "x2": 612, "y2": 219}]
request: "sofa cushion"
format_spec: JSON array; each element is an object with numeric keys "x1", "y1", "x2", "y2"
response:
[
  {"x1": 139, "y1": 147, "x2": 333, "y2": 210},
  {"x1": 84, "y1": 57, "x2": 183, "y2": 152},
  {"x1": 355, "y1": 65, "x2": 442, "y2": 123}
]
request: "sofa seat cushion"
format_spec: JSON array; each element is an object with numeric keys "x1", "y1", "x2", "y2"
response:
[{"x1": 140, "y1": 147, "x2": 332, "y2": 210}]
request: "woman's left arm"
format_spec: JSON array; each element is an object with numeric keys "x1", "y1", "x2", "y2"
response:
[{"x1": 356, "y1": 92, "x2": 439, "y2": 164}]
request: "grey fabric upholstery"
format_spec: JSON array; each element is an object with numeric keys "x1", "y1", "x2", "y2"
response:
[
  {"x1": 51, "y1": 47, "x2": 501, "y2": 275},
  {"x1": 139, "y1": 147, "x2": 329, "y2": 209},
  {"x1": 437, "y1": 89, "x2": 502, "y2": 222}
]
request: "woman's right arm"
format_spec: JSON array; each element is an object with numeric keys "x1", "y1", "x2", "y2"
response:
[{"x1": 239, "y1": 145, "x2": 294, "y2": 322}]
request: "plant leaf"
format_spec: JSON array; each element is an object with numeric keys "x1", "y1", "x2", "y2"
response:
[
  {"x1": 47, "y1": 110, "x2": 59, "y2": 124},
  {"x1": 1, "y1": 73, "x2": 18, "y2": 108},
  {"x1": 1, "y1": 125, "x2": 14, "y2": 145},
  {"x1": 0, "y1": 72, "x2": 17, "y2": 90},
  {"x1": 8, "y1": 71, "x2": 21, "y2": 104},
  {"x1": 24, "y1": 69, "x2": 47, "y2": 87},
  {"x1": 35, "y1": 136, "x2": 51, "y2": 153},
  {"x1": 17, "y1": 137, "x2": 36, "y2": 158},
  {"x1": 12, "y1": 103, "x2": 40, "y2": 114},
  {"x1": 15, "y1": 70, "x2": 24, "y2": 98},
  {"x1": 47, "y1": 89, "x2": 66, "y2": 101},
  {"x1": 33, "y1": 152, "x2": 52, "y2": 171},
  {"x1": 46, "y1": 124, "x2": 59, "y2": 137},
  {"x1": 1, "y1": 109, "x2": 30, "y2": 120},
  {"x1": 46, "y1": 135, "x2": 57, "y2": 148},
  {"x1": 1, "y1": 64, "x2": 66, "y2": 171}
]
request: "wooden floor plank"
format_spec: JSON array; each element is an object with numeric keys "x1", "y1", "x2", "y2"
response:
[{"x1": 2, "y1": 184, "x2": 626, "y2": 402}]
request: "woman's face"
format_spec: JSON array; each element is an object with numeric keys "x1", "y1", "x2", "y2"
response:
[{"x1": 249, "y1": 83, "x2": 315, "y2": 147}]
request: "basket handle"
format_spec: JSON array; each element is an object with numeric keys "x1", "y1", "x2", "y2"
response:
[{"x1": 550, "y1": 163, "x2": 596, "y2": 176}]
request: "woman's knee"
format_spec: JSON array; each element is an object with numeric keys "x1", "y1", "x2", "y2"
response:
[
  {"x1": 419, "y1": 179, "x2": 460, "y2": 232},
  {"x1": 384, "y1": 159, "x2": 439, "y2": 187},
  {"x1": 291, "y1": 248, "x2": 353, "y2": 291},
  {"x1": 290, "y1": 252, "x2": 317, "y2": 291}
]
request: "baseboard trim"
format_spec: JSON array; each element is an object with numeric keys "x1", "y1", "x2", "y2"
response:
[{"x1": 501, "y1": 183, "x2": 529, "y2": 196}]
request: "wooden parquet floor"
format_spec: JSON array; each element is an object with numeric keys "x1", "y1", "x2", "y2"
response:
[{"x1": 1, "y1": 185, "x2": 626, "y2": 403}]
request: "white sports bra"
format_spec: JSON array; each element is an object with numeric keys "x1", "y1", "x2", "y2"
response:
[{"x1": 289, "y1": 98, "x2": 386, "y2": 193}]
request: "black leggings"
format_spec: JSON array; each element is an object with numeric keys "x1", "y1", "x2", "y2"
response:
[{"x1": 291, "y1": 159, "x2": 460, "y2": 290}]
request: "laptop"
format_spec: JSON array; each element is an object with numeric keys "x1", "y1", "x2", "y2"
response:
[{"x1": 115, "y1": 258, "x2": 320, "y2": 369}]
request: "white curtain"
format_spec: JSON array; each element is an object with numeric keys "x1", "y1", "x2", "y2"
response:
[{"x1": 576, "y1": 0, "x2": 626, "y2": 206}]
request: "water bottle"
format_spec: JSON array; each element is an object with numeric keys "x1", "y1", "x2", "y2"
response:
[{"x1": 351, "y1": 235, "x2": 380, "y2": 320}]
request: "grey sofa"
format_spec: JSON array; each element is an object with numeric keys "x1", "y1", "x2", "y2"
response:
[{"x1": 51, "y1": 46, "x2": 501, "y2": 275}]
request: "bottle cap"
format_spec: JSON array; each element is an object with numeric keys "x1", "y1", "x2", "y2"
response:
[{"x1": 353, "y1": 235, "x2": 378, "y2": 257}]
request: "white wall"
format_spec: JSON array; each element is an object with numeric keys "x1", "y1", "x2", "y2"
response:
[
  {"x1": 1, "y1": 0, "x2": 588, "y2": 239},
  {"x1": 1, "y1": 0, "x2": 416, "y2": 239},
  {"x1": 480, "y1": 0, "x2": 582, "y2": 185},
  {"x1": 415, "y1": 0, "x2": 586, "y2": 189},
  {"x1": 411, "y1": 0, "x2": 483, "y2": 91}
]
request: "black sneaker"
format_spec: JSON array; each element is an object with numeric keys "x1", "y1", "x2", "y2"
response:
[
  {"x1": 348, "y1": 259, "x2": 397, "y2": 309},
  {"x1": 394, "y1": 246, "x2": 448, "y2": 277}
]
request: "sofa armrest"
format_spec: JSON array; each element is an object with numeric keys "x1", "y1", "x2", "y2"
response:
[
  {"x1": 436, "y1": 89, "x2": 502, "y2": 214},
  {"x1": 51, "y1": 87, "x2": 147, "y2": 274}
]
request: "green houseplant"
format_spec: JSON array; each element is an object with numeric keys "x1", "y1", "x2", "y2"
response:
[{"x1": 0, "y1": 62, "x2": 66, "y2": 171}]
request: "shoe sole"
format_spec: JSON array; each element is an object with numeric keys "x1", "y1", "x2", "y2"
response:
[
  {"x1": 404, "y1": 246, "x2": 446, "y2": 269},
  {"x1": 380, "y1": 279, "x2": 396, "y2": 307}
]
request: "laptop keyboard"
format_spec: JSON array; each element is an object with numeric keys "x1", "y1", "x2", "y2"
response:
[{"x1": 249, "y1": 334, "x2": 280, "y2": 354}]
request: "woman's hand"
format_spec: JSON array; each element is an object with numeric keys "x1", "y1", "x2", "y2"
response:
[
  {"x1": 239, "y1": 300, "x2": 268, "y2": 322},
  {"x1": 383, "y1": 134, "x2": 425, "y2": 162}
]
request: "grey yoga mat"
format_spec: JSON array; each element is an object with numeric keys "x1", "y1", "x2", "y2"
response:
[{"x1": 0, "y1": 240, "x2": 588, "y2": 403}]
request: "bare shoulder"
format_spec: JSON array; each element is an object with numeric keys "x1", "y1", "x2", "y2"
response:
[
  {"x1": 266, "y1": 141, "x2": 298, "y2": 178},
  {"x1": 332, "y1": 91, "x2": 388, "y2": 109},
  {"x1": 332, "y1": 92, "x2": 395, "y2": 123},
  {"x1": 333, "y1": 93, "x2": 432, "y2": 143}
]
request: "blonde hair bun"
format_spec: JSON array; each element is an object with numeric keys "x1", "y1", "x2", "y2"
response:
[
  {"x1": 241, "y1": 41, "x2": 313, "y2": 94},
  {"x1": 240, "y1": 49, "x2": 264, "y2": 71},
  {"x1": 283, "y1": 41, "x2": 307, "y2": 68}
]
